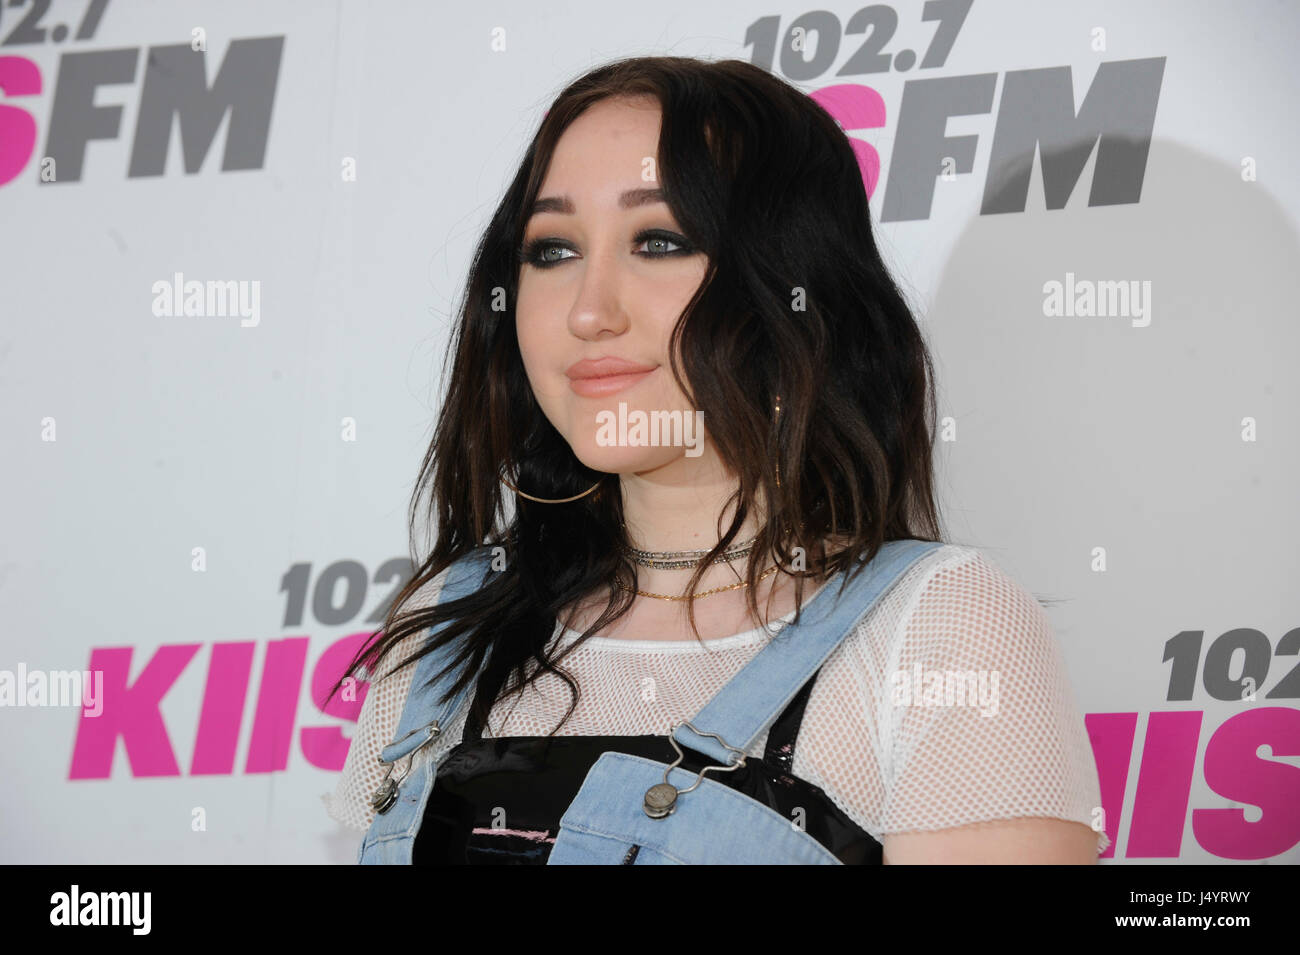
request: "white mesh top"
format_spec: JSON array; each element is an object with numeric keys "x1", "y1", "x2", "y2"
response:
[{"x1": 323, "y1": 543, "x2": 1110, "y2": 855}]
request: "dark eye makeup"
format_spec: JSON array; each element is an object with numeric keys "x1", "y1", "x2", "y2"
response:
[{"x1": 517, "y1": 229, "x2": 697, "y2": 269}]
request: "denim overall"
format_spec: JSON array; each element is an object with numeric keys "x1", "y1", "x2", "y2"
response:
[{"x1": 358, "y1": 538, "x2": 943, "y2": 865}]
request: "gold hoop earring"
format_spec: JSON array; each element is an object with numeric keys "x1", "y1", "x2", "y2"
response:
[{"x1": 499, "y1": 468, "x2": 603, "y2": 504}]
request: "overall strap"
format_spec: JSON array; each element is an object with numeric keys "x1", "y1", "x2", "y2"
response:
[
  {"x1": 379, "y1": 547, "x2": 495, "y2": 765},
  {"x1": 672, "y1": 538, "x2": 944, "y2": 765}
]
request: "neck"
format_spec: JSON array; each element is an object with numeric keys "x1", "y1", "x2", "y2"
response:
[{"x1": 616, "y1": 452, "x2": 774, "y2": 596}]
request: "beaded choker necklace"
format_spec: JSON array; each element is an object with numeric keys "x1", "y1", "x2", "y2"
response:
[{"x1": 621, "y1": 535, "x2": 759, "y2": 570}]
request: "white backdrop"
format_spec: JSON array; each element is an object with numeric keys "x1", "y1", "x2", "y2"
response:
[{"x1": 1, "y1": 0, "x2": 1297, "y2": 864}]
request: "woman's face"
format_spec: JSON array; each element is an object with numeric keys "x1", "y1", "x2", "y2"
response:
[{"x1": 515, "y1": 96, "x2": 710, "y2": 478}]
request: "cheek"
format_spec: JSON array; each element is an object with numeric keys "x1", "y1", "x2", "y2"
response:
[
  {"x1": 515, "y1": 292, "x2": 550, "y2": 383},
  {"x1": 515, "y1": 321, "x2": 541, "y2": 382},
  {"x1": 514, "y1": 304, "x2": 571, "y2": 434},
  {"x1": 647, "y1": 263, "x2": 707, "y2": 358}
]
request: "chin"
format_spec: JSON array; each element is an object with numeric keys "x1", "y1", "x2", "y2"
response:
[{"x1": 568, "y1": 440, "x2": 688, "y2": 477}]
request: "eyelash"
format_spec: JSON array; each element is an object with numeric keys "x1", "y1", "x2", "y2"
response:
[{"x1": 517, "y1": 229, "x2": 696, "y2": 269}]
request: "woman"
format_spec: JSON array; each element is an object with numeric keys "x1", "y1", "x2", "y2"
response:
[{"x1": 324, "y1": 55, "x2": 1106, "y2": 864}]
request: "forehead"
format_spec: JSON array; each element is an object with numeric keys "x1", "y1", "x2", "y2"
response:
[{"x1": 540, "y1": 96, "x2": 663, "y2": 192}]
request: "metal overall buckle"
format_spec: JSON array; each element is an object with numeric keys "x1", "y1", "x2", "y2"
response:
[
  {"x1": 370, "y1": 721, "x2": 442, "y2": 814},
  {"x1": 643, "y1": 720, "x2": 747, "y2": 819}
]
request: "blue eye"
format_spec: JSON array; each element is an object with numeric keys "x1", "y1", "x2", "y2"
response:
[
  {"x1": 636, "y1": 233, "x2": 688, "y2": 256},
  {"x1": 519, "y1": 241, "x2": 577, "y2": 267}
]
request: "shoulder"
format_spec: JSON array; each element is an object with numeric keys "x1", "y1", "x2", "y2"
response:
[
  {"x1": 820, "y1": 542, "x2": 985, "y2": 661},
  {"x1": 836, "y1": 542, "x2": 1052, "y2": 665},
  {"x1": 827, "y1": 540, "x2": 1075, "y2": 739}
]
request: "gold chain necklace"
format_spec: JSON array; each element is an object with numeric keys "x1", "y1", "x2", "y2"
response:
[{"x1": 617, "y1": 563, "x2": 780, "y2": 601}]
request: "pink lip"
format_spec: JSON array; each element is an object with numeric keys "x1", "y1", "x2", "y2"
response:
[
  {"x1": 568, "y1": 368, "x2": 655, "y2": 397},
  {"x1": 565, "y1": 357, "x2": 657, "y2": 397}
]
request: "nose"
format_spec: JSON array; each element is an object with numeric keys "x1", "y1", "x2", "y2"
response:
[{"x1": 565, "y1": 243, "x2": 632, "y2": 342}]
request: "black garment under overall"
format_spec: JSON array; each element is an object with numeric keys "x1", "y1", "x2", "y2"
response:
[{"x1": 413, "y1": 667, "x2": 883, "y2": 865}]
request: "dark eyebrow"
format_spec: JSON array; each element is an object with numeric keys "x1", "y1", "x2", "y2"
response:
[{"x1": 528, "y1": 188, "x2": 665, "y2": 218}]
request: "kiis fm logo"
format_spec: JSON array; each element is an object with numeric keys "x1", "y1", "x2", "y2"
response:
[
  {"x1": 0, "y1": 0, "x2": 282, "y2": 186},
  {"x1": 745, "y1": 3, "x2": 1166, "y2": 220}
]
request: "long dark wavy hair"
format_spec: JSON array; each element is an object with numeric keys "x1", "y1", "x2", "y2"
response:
[{"x1": 327, "y1": 55, "x2": 947, "y2": 737}]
